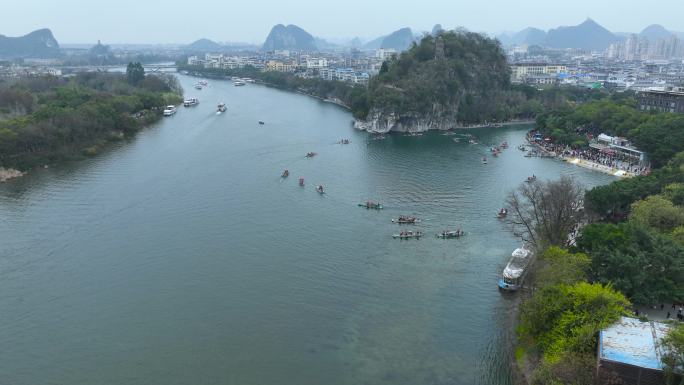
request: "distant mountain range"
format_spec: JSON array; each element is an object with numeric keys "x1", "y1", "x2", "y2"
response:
[
  {"x1": 0, "y1": 28, "x2": 60, "y2": 58},
  {"x1": 498, "y1": 19, "x2": 684, "y2": 51},
  {"x1": 262, "y1": 24, "x2": 316, "y2": 51}
]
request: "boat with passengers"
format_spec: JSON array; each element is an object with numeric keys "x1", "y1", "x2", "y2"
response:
[
  {"x1": 436, "y1": 229, "x2": 465, "y2": 239},
  {"x1": 359, "y1": 201, "x2": 383, "y2": 210},
  {"x1": 498, "y1": 246, "x2": 533, "y2": 291},
  {"x1": 163, "y1": 105, "x2": 177, "y2": 116},
  {"x1": 392, "y1": 215, "x2": 420, "y2": 224},
  {"x1": 393, "y1": 230, "x2": 423, "y2": 239},
  {"x1": 183, "y1": 98, "x2": 199, "y2": 107}
]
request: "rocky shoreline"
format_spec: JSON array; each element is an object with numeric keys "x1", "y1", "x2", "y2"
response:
[
  {"x1": 354, "y1": 111, "x2": 534, "y2": 133},
  {"x1": 0, "y1": 168, "x2": 25, "y2": 182}
]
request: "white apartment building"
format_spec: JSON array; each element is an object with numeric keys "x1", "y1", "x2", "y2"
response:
[{"x1": 510, "y1": 63, "x2": 567, "y2": 83}]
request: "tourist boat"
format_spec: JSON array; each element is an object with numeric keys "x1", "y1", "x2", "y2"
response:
[
  {"x1": 234, "y1": 80, "x2": 246, "y2": 86},
  {"x1": 298, "y1": 177, "x2": 304, "y2": 186},
  {"x1": 392, "y1": 230, "x2": 423, "y2": 239},
  {"x1": 194, "y1": 84, "x2": 202, "y2": 90},
  {"x1": 217, "y1": 103, "x2": 227, "y2": 113},
  {"x1": 281, "y1": 169, "x2": 289, "y2": 178},
  {"x1": 496, "y1": 208, "x2": 508, "y2": 218},
  {"x1": 436, "y1": 229, "x2": 465, "y2": 239},
  {"x1": 482, "y1": 156, "x2": 488, "y2": 164},
  {"x1": 359, "y1": 201, "x2": 383, "y2": 210},
  {"x1": 305, "y1": 152, "x2": 317, "y2": 158},
  {"x1": 198, "y1": 80, "x2": 208, "y2": 86},
  {"x1": 338, "y1": 139, "x2": 350, "y2": 144},
  {"x1": 316, "y1": 185, "x2": 325, "y2": 194},
  {"x1": 162, "y1": 105, "x2": 177, "y2": 116},
  {"x1": 183, "y1": 98, "x2": 199, "y2": 107},
  {"x1": 498, "y1": 247, "x2": 533, "y2": 291},
  {"x1": 526, "y1": 175, "x2": 537, "y2": 183},
  {"x1": 392, "y1": 216, "x2": 421, "y2": 224}
]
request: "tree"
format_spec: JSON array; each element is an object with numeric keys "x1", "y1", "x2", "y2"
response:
[
  {"x1": 661, "y1": 323, "x2": 684, "y2": 385},
  {"x1": 506, "y1": 175, "x2": 585, "y2": 249},
  {"x1": 577, "y1": 222, "x2": 684, "y2": 303},
  {"x1": 630, "y1": 195, "x2": 684, "y2": 232},
  {"x1": 534, "y1": 247, "x2": 590, "y2": 288},
  {"x1": 126, "y1": 62, "x2": 145, "y2": 85},
  {"x1": 518, "y1": 282, "x2": 629, "y2": 361}
]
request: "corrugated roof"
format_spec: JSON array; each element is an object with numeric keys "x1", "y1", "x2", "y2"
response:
[{"x1": 599, "y1": 316, "x2": 671, "y2": 370}]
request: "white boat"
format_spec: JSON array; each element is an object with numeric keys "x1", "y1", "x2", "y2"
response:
[
  {"x1": 183, "y1": 98, "x2": 199, "y2": 107},
  {"x1": 234, "y1": 80, "x2": 246, "y2": 86},
  {"x1": 217, "y1": 103, "x2": 227, "y2": 113},
  {"x1": 392, "y1": 231, "x2": 423, "y2": 239},
  {"x1": 194, "y1": 84, "x2": 202, "y2": 90},
  {"x1": 162, "y1": 105, "x2": 177, "y2": 116},
  {"x1": 498, "y1": 247, "x2": 533, "y2": 291},
  {"x1": 198, "y1": 80, "x2": 208, "y2": 86}
]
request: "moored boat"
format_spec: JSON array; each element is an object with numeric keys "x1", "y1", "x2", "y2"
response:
[
  {"x1": 194, "y1": 84, "x2": 202, "y2": 90},
  {"x1": 498, "y1": 247, "x2": 533, "y2": 291},
  {"x1": 234, "y1": 80, "x2": 246, "y2": 86},
  {"x1": 162, "y1": 105, "x2": 177, "y2": 116}
]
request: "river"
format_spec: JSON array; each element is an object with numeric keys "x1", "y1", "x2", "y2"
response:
[{"x1": 0, "y1": 74, "x2": 615, "y2": 385}]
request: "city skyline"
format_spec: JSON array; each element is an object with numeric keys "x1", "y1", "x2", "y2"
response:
[{"x1": 2, "y1": 0, "x2": 684, "y2": 44}]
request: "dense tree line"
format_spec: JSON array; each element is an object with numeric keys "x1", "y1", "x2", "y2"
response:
[
  {"x1": 0, "y1": 68, "x2": 182, "y2": 170},
  {"x1": 535, "y1": 98, "x2": 684, "y2": 167}
]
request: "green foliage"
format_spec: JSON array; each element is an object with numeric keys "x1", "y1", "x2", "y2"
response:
[
  {"x1": 663, "y1": 183, "x2": 684, "y2": 206},
  {"x1": 0, "y1": 72, "x2": 181, "y2": 170},
  {"x1": 585, "y1": 153, "x2": 684, "y2": 217},
  {"x1": 126, "y1": 62, "x2": 145, "y2": 85},
  {"x1": 531, "y1": 352, "x2": 597, "y2": 385},
  {"x1": 518, "y1": 282, "x2": 629, "y2": 361},
  {"x1": 535, "y1": 247, "x2": 590, "y2": 288},
  {"x1": 661, "y1": 323, "x2": 684, "y2": 385},
  {"x1": 577, "y1": 222, "x2": 684, "y2": 303},
  {"x1": 630, "y1": 195, "x2": 684, "y2": 232}
]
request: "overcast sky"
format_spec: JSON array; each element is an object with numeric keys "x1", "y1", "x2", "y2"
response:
[{"x1": 3, "y1": 0, "x2": 684, "y2": 44}]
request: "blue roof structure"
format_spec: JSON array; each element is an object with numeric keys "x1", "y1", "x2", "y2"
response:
[{"x1": 599, "y1": 317, "x2": 672, "y2": 370}]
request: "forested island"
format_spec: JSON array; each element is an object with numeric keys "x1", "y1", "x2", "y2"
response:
[{"x1": 0, "y1": 63, "x2": 182, "y2": 174}]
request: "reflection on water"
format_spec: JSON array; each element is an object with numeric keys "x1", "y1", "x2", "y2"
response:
[{"x1": 0, "y1": 74, "x2": 615, "y2": 385}]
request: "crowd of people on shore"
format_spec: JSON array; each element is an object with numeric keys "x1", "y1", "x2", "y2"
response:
[{"x1": 528, "y1": 133, "x2": 651, "y2": 176}]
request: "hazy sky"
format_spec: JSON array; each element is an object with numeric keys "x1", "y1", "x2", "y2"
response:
[{"x1": 3, "y1": 0, "x2": 684, "y2": 44}]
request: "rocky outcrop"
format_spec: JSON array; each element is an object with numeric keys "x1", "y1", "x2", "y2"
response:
[
  {"x1": 0, "y1": 168, "x2": 25, "y2": 182},
  {"x1": 354, "y1": 108, "x2": 459, "y2": 133},
  {"x1": 0, "y1": 28, "x2": 60, "y2": 58}
]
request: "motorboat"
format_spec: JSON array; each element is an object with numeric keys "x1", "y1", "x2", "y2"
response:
[
  {"x1": 198, "y1": 80, "x2": 208, "y2": 86},
  {"x1": 298, "y1": 177, "x2": 304, "y2": 186},
  {"x1": 162, "y1": 105, "x2": 177, "y2": 116},
  {"x1": 526, "y1": 175, "x2": 537, "y2": 183},
  {"x1": 305, "y1": 152, "x2": 317, "y2": 158},
  {"x1": 259, "y1": 121, "x2": 265, "y2": 125},
  {"x1": 234, "y1": 80, "x2": 246, "y2": 86},
  {"x1": 496, "y1": 208, "x2": 508, "y2": 218},
  {"x1": 217, "y1": 103, "x2": 227, "y2": 113},
  {"x1": 316, "y1": 185, "x2": 325, "y2": 194},
  {"x1": 194, "y1": 84, "x2": 202, "y2": 90},
  {"x1": 482, "y1": 157, "x2": 488, "y2": 164},
  {"x1": 498, "y1": 247, "x2": 533, "y2": 291},
  {"x1": 281, "y1": 169, "x2": 289, "y2": 178},
  {"x1": 183, "y1": 98, "x2": 199, "y2": 107}
]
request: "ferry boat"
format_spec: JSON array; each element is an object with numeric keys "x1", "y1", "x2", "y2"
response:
[
  {"x1": 217, "y1": 103, "x2": 227, "y2": 113},
  {"x1": 162, "y1": 105, "x2": 177, "y2": 116},
  {"x1": 234, "y1": 80, "x2": 246, "y2": 86},
  {"x1": 498, "y1": 247, "x2": 533, "y2": 291},
  {"x1": 183, "y1": 98, "x2": 199, "y2": 107}
]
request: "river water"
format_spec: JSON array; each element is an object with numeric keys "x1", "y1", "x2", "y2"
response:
[{"x1": 0, "y1": 74, "x2": 615, "y2": 385}]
